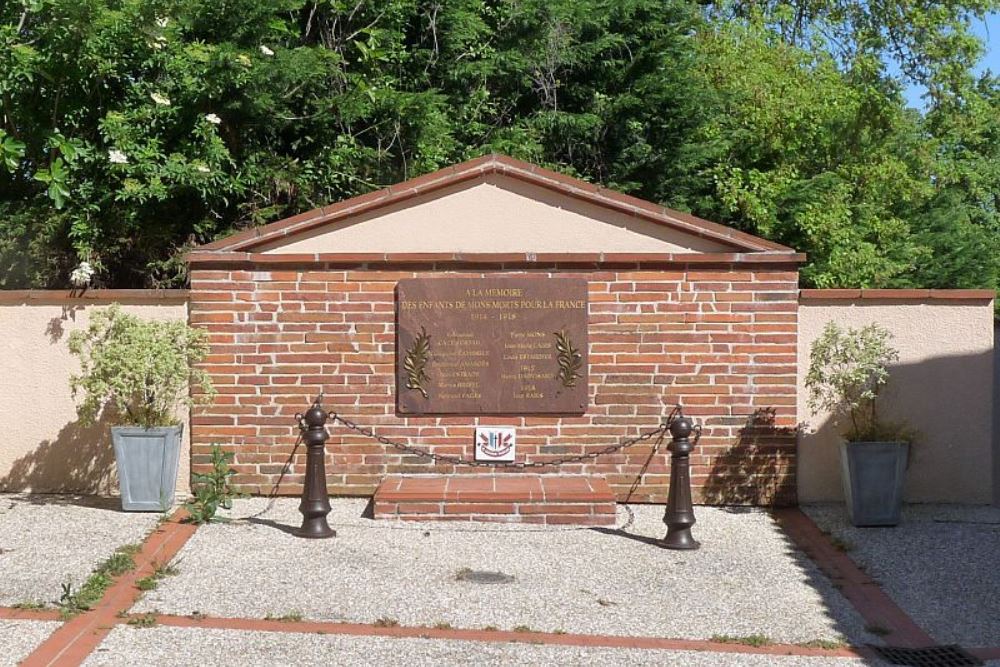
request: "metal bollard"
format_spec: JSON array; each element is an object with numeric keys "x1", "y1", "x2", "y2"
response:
[
  {"x1": 295, "y1": 396, "x2": 336, "y2": 539},
  {"x1": 662, "y1": 407, "x2": 700, "y2": 550}
]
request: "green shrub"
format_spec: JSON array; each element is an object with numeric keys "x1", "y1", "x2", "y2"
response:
[
  {"x1": 805, "y1": 321, "x2": 912, "y2": 443},
  {"x1": 68, "y1": 304, "x2": 214, "y2": 428}
]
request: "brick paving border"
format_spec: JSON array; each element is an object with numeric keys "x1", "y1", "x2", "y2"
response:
[
  {"x1": 14, "y1": 504, "x2": 1000, "y2": 665},
  {"x1": 20, "y1": 510, "x2": 196, "y2": 667},
  {"x1": 137, "y1": 613, "x2": 864, "y2": 658},
  {"x1": 773, "y1": 508, "x2": 936, "y2": 648}
]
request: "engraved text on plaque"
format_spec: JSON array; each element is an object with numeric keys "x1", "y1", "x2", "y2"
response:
[{"x1": 396, "y1": 277, "x2": 588, "y2": 414}]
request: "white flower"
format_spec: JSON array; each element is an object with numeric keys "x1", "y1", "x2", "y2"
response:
[
  {"x1": 259, "y1": 45, "x2": 274, "y2": 56},
  {"x1": 236, "y1": 54, "x2": 252, "y2": 67},
  {"x1": 204, "y1": 113, "x2": 221, "y2": 125},
  {"x1": 195, "y1": 164, "x2": 211, "y2": 173},
  {"x1": 150, "y1": 92, "x2": 171, "y2": 106},
  {"x1": 108, "y1": 149, "x2": 128, "y2": 164},
  {"x1": 155, "y1": 16, "x2": 169, "y2": 28},
  {"x1": 70, "y1": 262, "x2": 94, "y2": 287}
]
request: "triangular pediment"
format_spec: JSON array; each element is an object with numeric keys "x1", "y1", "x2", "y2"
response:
[{"x1": 199, "y1": 155, "x2": 792, "y2": 255}]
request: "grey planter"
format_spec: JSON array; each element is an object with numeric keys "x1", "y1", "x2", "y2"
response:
[
  {"x1": 111, "y1": 425, "x2": 183, "y2": 512},
  {"x1": 840, "y1": 440, "x2": 908, "y2": 527}
]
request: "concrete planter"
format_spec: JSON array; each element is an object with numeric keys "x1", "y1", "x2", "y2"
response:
[
  {"x1": 840, "y1": 441, "x2": 908, "y2": 527},
  {"x1": 111, "y1": 425, "x2": 183, "y2": 512}
]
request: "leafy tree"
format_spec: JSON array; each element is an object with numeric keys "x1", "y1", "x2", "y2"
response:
[{"x1": 0, "y1": 0, "x2": 997, "y2": 297}]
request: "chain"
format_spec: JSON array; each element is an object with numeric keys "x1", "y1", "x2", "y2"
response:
[{"x1": 328, "y1": 413, "x2": 671, "y2": 469}]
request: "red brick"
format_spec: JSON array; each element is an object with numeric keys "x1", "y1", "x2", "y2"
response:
[{"x1": 189, "y1": 267, "x2": 799, "y2": 507}]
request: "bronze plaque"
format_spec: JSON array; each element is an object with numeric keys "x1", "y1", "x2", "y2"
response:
[{"x1": 396, "y1": 277, "x2": 588, "y2": 415}]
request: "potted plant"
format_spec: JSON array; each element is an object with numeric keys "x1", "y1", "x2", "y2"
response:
[
  {"x1": 69, "y1": 304, "x2": 215, "y2": 511},
  {"x1": 806, "y1": 321, "x2": 912, "y2": 526}
]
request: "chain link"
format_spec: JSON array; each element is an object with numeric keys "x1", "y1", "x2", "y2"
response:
[{"x1": 328, "y1": 413, "x2": 670, "y2": 469}]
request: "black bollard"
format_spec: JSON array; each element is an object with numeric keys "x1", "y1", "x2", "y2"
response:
[
  {"x1": 662, "y1": 407, "x2": 700, "y2": 550},
  {"x1": 295, "y1": 396, "x2": 336, "y2": 539}
]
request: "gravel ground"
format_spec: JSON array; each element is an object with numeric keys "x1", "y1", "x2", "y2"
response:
[
  {"x1": 0, "y1": 620, "x2": 61, "y2": 666},
  {"x1": 803, "y1": 503, "x2": 1000, "y2": 648},
  {"x1": 0, "y1": 494, "x2": 162, "y2": 606},
  {"x1": 83, "y1": 625, "x2": 871, "y2": 667},
  {"x1": 134, "y1": 499, "x2": 875, "y2": 645}
]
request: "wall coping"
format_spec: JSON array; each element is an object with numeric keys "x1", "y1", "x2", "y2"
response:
[
  {"x1": 186, "y1": 251, "x2": 806, "y2": 268},
  {"x1": 198, "y1": 154, "x2": 794, "y2": 254},
  {"x1": 0, "y1": 289, "x2": 190, "y2": 304},
  {"x1": 799, "y1": 288, "x2": 995, "y2": 302},
  {"x1": 0, "y1": 288, "x2": 990, "y2": 304}
]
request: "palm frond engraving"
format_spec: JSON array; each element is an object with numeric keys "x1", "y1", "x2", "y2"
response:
[
  {"x1": 554, "y1": 329, "x2": 583, "y2": 387},
  {"x1": 403, "y1": 326, "x2": 431, "y2": 398}
]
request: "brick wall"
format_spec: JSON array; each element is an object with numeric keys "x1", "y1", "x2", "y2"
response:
[{"x1": 189, "y1": 263, "x2": 798, "y2": 505}]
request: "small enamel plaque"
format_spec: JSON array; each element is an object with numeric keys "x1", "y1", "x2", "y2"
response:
[{"x1": 475, "y1": 427, "x2": 516, "y2": 462}]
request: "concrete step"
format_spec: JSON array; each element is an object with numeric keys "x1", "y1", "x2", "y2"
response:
[{"x1": 373, "y1": 474, "x2": 617, "y2": 525}]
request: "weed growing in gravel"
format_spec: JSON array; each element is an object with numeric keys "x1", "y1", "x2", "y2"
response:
[
  {"x1": 553, "y1": 629, "x2": 567, "y2": 635},
  {"x1": 433, "y1": 622, "x2": 453, "y2": 630},
  {"x1": 797, "y1": 639, "x2": 847, "y2": 650},
  {"x1": 711, "y1": 634, "x2": 773, "y2": 647},
  {"x1": 265, "y1": 611, "x2": 304, "y2": 623},
  {"x1": 483, "y1": 626, "x2": 499, "y2": 632},
  {"x1": 136, "y1": 576, "x2": 157, "y2": 591},
  {"x1": 12, "y1": 600, "x2": 45, "y2": 610},
  {"x1": 12, "y1": 601, "x2": 46, "y2": 610},
  {"x1": 829, "y1": 536, "x2": 855, "y2": 552},
  {"x1": 184, "y1": 445, "x2": 242, "y2": 524},
  {"x1": 58, "y1": 543, "x2": 142, "y2": 618},
  {"x1": 374, "y1": 617, "x2": 399, "y2": 628},
  {"x1": 513, "y1": 625, "x2": 533, "y2": 633},
  {"x1": 189, "y1": 611, "x2": 207, "y2": 621},
  {"x1": 136, "y1": 560, "x2": 181, "y2": 592},
  {"x1": 865, "y1": 624, "x2": 890, "y2": 636},
  {"x1": 127, "y1": 613, "x2": 158, "y2": 628}
]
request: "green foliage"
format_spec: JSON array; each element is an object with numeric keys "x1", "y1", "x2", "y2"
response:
[
  {"x1": 184, "y1": 444, "x2": 240, "y2": 524},
  {"x1": 59, "y1": 543, "x2": 141, "y2": 617},
  {"x1": 68, "y1": 304, "x2": 214, "y2": 428},
  {"x1": 265, "y1": 610, "x2": 304, "y2": 623},
  {"x1": 135, "y1": 576, "x2": 158, "y2": 591},
  {"x1": 0, "y1": 0, "x2": 998, "y2": 296},
  {"x1": 806, "y1": 321, "x2": 912, "y2": 442},
  {"x1": 127, "y1": 613, "x2": 158, "y2": 628},
  {"x1": 11, "y1": 600, "x2": 46, "y2": 610},
  {"x1": 710, "y1": 634, "x2": 773, "y2": 647},
  {"x1": 797, "y1": 639, "x2": 847, "y2": 650}
]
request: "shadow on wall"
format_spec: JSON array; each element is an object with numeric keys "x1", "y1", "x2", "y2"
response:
[
  {"x1": 702, "y1": 408, "x2": 798, "y2": 507},
  {"x1": 700, "y1": 348, "x2": 996, "y2": 507},
  {"x1": 0, "y1": 412, "x2": 118, "y2": 495},
  {"x1": 44, "y1": 304, "x2": 84, "y2": 343},
  {"x1": 798, "y1": 349, "x2": 995, "y2": 505}
]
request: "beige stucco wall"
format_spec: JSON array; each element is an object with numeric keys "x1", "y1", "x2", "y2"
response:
[
  {"x1": 0, "y1": 295, "x2": 190, "y2": 499},
  {"x1": 258, "y1": 174, "x2": 736, "y2": 254},
  {"x1": 798, "y1": 298, "x2": 995, "y2": 504}
]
